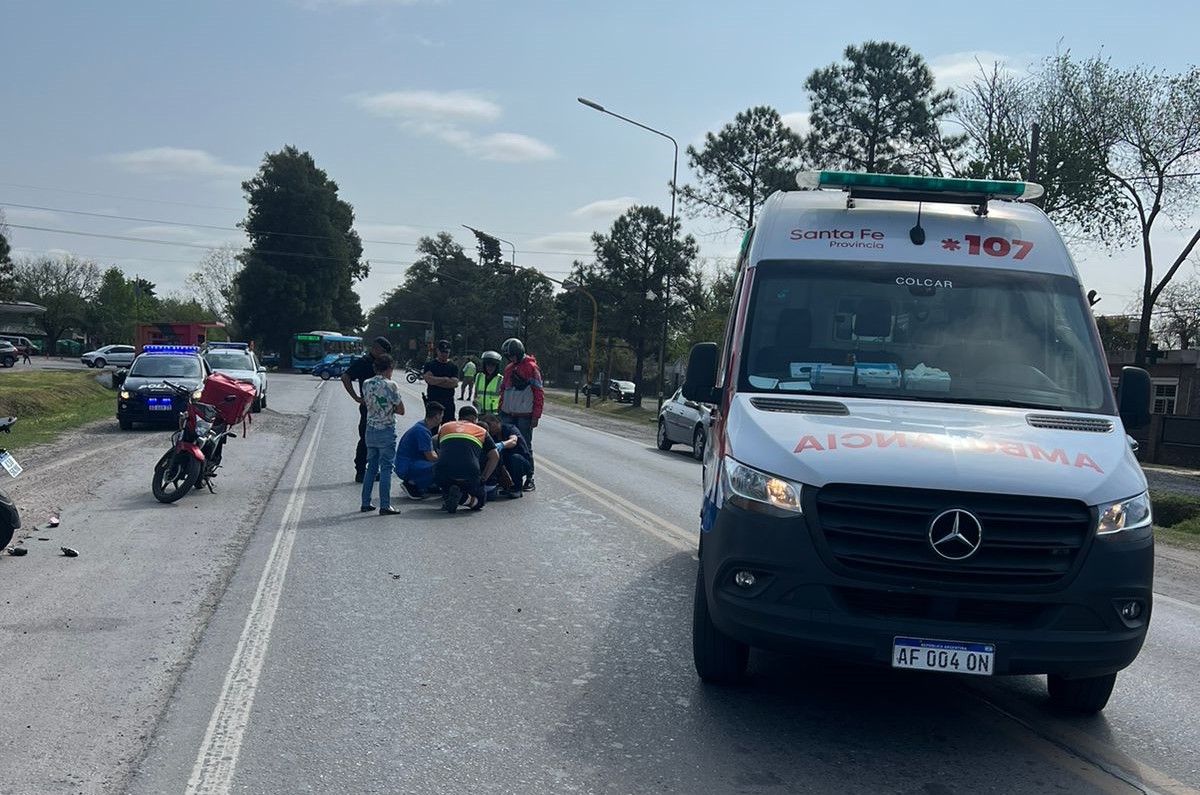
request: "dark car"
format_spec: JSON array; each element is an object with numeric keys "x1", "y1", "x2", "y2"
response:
[
  {"x1": 117, "y1": 348, "x2": 211, "y2": 430},
  {"x1": 311, "y1": 354, "x2": 356, "y2": 380},
  {"x1": 586, "y1": 379, "x2": 638, "y2": 402}
]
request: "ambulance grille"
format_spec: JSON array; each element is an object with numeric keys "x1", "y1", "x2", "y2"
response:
[
  {"x1": 812, "y1": 485, "x2": 1092, "y2": 589},
  {"x1": 1025, "y1": 415, "x2": 1114, "y2": 433},
  {"x1": 749, "y1": 397, "x2": 849, "y2": 416}
]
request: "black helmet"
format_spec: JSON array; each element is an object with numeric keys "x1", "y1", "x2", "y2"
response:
[
  {"x1": 481, "y1": 350, "x2": 502, "y2": 366},
  {"x1": 501, "y1": 338, "x2": 525, "y2": 361}
]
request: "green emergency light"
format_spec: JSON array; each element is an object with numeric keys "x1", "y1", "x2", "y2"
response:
[{"x1": 796, "y1": 171, "x2": 1044, "y2": 203}]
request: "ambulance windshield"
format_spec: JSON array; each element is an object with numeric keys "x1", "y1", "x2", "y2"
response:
[{"x1": 740, "y1": 261, "x2": 1114, "y2": 414}]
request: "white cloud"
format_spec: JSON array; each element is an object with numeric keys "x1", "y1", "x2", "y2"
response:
[
  {"x1": 1, "y1": 208, "x2": 63, "y2": 226},
  {"x1": 355, "y1": 223, "x2": 421, "y2": 242},
  {"x1": 528, "y1": 232, "x2": 594, "y2": 254},
  {"x1": 353, "y1": 90, "x2": 501, "y2": 123},
  {"x1": 928, "y1": 51, "x2": 1034, "y2": 90},
  {"x1": 781, "y1": 111, "x2": 811, "y2": 137},
  {"x1": 571, "y1": 197, "x2": 637, "y2": 220},
  {"x1": 107, "y1": 147, "x2": 247, "y2": 180},
  {"x1": 469, "y1": 133, "x2": 557, "y2": 163}
]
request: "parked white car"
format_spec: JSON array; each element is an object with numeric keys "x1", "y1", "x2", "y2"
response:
[
  {"x1": 81, "y1": 344, "x2": 137, "y2": 368},
  {"x1": 657, "y1": 387, "x2": 712, "y2": 460}
]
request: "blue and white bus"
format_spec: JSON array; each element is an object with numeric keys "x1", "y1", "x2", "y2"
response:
[{"x1": 292, "y1": 331, "x2": 363, "y2": 372}]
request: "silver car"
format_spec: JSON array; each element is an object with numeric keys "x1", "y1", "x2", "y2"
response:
[
  {"x1": 657, "y1": 387, "x2": 712, "y2": 461},
  {"x1": 81, "y1": 344, "x2": 137, "y2": 368}
]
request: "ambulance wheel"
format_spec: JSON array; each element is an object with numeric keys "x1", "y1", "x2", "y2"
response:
[
  {"x1": 1047, "y1": 672, "x2": 1117, "y2": 714},
  {"x1": 692, "y1": 565, "x2": 748, "y2": 684},
  {"x1": 656, "y1": 420, "x2": 673, "y2": 451}
]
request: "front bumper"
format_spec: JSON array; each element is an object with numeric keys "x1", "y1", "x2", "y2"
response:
[
  {"x1": 118, "y1": 394, "x2": 184, "y2": 425},
  {"x1": 701, "y1": 503, "x2": 1153, "y2": 678}
]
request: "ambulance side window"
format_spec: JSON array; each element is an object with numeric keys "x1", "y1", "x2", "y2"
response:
[{"x1": 715, "y1": 266, "x2": 746, "y2": 390}]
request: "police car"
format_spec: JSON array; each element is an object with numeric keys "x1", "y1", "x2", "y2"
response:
[
  {"x1": 203, "y1": 342, "x2": 268, "y2": 412},
  {"x1": 117, "y1": 345, "x2": 211, "y2": 430},
  {"x1": 682, "y1": 171, "x2": 1154, "y2": 714}
]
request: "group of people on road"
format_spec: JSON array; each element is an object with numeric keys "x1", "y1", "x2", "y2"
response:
[{"x1": 342, "y1": 335, "x2": 544, "y2": 516}]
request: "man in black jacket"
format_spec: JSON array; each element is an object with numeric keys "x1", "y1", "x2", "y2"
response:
[{"x1": 341, "y1": 336, "x2": 392, "y2": 483}]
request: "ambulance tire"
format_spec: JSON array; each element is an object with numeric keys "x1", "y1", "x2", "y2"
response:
[
  {"x1": 1046, "y1": 672, "x2": 1117, "y2": 714},
  {"x1": 692, "y1": 564, "x2": 748, "y2": 684}
]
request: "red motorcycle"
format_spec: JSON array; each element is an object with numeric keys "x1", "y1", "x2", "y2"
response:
[{"x1": 152, "y1": 374, "x2": 256, "y2": 504}]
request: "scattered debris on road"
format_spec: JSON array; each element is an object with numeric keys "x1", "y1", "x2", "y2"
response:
[
  {"x1": 6, "y1": 546, "x2": 27, "y2": 556},
  {"x1": 60, "y1": 546, "x2": 78, "y2": 558}
]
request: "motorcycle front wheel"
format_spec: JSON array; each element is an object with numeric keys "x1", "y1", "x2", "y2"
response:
[{"x1": 152, "y1": 450, "x2": 202, "y2": 504}]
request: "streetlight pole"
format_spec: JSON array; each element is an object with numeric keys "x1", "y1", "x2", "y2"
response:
[
  {"x1": 577, "y1": 97, "x2": 678, "y2": 412},
  {"x1": 564, "y1": 280, "x2": 599, "y2": 408}
]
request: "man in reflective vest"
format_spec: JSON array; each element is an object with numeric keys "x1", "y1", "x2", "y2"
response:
[
  {"x1": 473, "y1": 350, "x2": 504, "y2": 414},
  {"x1": 434, "y1": 405, "x2": 500, "y2": 513}
]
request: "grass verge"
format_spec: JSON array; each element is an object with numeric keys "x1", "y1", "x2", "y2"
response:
[
  {"x1": 544, "y1": 391, "x2": 658, "y2": 427},
  {"x1": 0, "y1": 370, "x2": 115, "y2": 451}
]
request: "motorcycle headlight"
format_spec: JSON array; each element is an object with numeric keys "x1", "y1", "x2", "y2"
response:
[
  {"x1": 194, "y1": 417, "x2": 213, "y2": 436},
  {"x1": 1096, "y1": 491, "x2": 1153, "y2": 535},
  {"x1": 721, "y1": 457, "x2": 804, "y2": 516}
]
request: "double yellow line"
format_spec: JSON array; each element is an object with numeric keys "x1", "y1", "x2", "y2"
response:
[{"x1": 536, "y1": 455, "x2": 695, "y2": 554}]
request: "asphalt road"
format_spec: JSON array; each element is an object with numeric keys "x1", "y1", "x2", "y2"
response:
[{"x1": 3, "y1": 373, "x2": 1200, "y2": 793}]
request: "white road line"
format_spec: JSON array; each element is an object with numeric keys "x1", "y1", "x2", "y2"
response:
[
  {"x1": 184, "y1": 405, "x2": 328, "y2": 795},
  {"x1": 1154, "y1": 592, "x2": 1200, "y2": 617}
]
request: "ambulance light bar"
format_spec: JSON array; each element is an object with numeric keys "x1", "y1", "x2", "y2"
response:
[{"x1": 796, "y1": 171, "x2": 1044, "y2": 202}]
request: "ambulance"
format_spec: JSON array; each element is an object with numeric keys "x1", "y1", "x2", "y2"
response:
[{"x1": 682, "y1": 171, "x2": 1154, "y2": 713}]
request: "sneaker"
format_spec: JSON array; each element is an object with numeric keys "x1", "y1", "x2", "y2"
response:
[
  {"x1": 445, "y1": 485, "x2": 462, "y2": 514},
  {"x1": 522, "y1": 477, "x2": 536, "y2": 492},
  {"x1": 360, "y1": 505, "x2": 376, "y2": 513},
  {"x1": 401, "y1": 481, "x2": 426, "y2": 501},
  {"x1": 379, "y1": 506, "x2": 401, "y2": 516}
]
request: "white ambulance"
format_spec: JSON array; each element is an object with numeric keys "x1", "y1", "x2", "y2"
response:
[{"x1": 683, "y1": 171, "x2": 1154, "y2": 713}]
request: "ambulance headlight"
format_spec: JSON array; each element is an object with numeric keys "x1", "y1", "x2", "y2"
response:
[
  {"x1": 722, "y1": 457, "x2": 804, "y2": 516},
  {"x1": 1096, "y1": 491, "x2": 1152, "y2": 535}
]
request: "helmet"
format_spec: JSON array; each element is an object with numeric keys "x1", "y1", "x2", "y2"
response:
[
  {"x1": 481, "y1": 350, "x2": 502, "y2": 365},
  {"x1": 500, "y1": 338, "x2": 525, "y2": 361}
]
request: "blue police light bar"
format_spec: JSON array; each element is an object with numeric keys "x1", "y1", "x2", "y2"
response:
[
  {"x1": 143, "y1": 345, "x2": 200, "y2": 355},
  {"x1": 796, "y1": 171, "x2": 1044, "y2": 202},
  {"x1": 206, "y1": 342, "x2": 249, "y2": 350}
]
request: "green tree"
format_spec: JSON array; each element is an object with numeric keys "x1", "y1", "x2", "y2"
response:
[
  {"x1": 1095, "y1": 315, "x2": 1138, "y2": 353},
  {"x1": 805, "y1": 41, "x2": 963, "y2": 175},
  {"x1": 233, "y1": 146, "x2": 368, "y2": 361},
  {"x1": 0, "y1": 211, "x2": 16, "y2": 302},
  {"x1": 87, "y1": 267, "x2": 137, "y2": 344},
  {"x1": 13, "y1": 254, "x2": 101, "y2": 349},
  {"x1": 583, "y1": 206, "x2": 699, "y2": 405},
  {"x1": 1150, "y1": 279, "x2": 1200, "y2": 350},
  {"x1": 157, "y1": 292, "x2": 217, "y2": 323},
  {"x1": 956, "y1": 59, "x2": 1124, "y2": 240},
  {"x1": 679, "y1": 106, "x2": 806, "y2": 230},
  {"x1": 1052, "y1": 55, "x2": 1200, "y2": 365}
]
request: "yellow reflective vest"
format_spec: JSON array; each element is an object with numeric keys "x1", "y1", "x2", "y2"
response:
[{"x1": 474, "y1": 371, "x2": 503, "y2": 412}]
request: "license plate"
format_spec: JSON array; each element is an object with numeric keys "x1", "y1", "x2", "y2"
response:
[
  {"x1": 0, "y1": 452, "x2": 22, "y2": 478},
  {"x1": 148, "y1": 403, "x2": 173, "y2": 411},
  {"x1": 892, "y1": 636, "x2": 994, "y2": 676}
]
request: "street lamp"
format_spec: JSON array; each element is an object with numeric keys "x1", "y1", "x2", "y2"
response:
[
  {"x1": 577, "y1": 97, "x2": 678, "y2": 412},
  {"x1": 564, "y1": 279, "x2": 599, "y2": 408}
]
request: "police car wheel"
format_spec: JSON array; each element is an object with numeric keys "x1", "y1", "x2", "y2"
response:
[
  {"x1": 656, "y1": 420, "x2": 673, "y2": 451},
  {"x1": 1047, "y1": 672, "x2": 1117, "y2": 714},
  {"x1": 320, "y1": 371, "x2": 331, "y2": 380},
  {"x1": 692, "y1": 565, "x2": 748, "y2": 683}
]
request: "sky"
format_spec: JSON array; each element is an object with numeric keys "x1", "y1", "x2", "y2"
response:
[{"x1": 3, "y1": 0, "x2": 1199, "y2": 318}]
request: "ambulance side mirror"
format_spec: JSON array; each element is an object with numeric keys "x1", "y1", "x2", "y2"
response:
[
  {"x1": 683, "y1": 342, "x2": 720, "y2": 405},
  {"x1": 1117, "y1": 366, "x2": 1151, "y2": 431}
]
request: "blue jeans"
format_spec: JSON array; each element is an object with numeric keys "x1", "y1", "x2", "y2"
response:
[
  {"x1": 362, "y1": 426, "x2": 397, "y2": 509},
  {"x1": 394, "y1": 457, "x2": 435, "y2": 491}
]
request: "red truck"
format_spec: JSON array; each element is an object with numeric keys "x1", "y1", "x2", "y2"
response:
[{"x1": 135, "y1": 322, "x2": 227, "y2": 351}]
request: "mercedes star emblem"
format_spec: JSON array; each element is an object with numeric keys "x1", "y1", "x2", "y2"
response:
[{"x1": 928, "y1": 509, "x2": 984, "y2": 561}]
